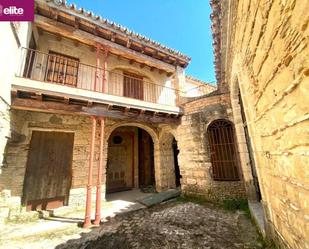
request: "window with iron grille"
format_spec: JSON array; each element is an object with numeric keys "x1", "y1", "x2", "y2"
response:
[
  {"x1": 45, "y1": 51, "x2": 79, "y2": 87},
  {"x1": 207, "y1": 119, "x2": 240, "y2": 181},
  {"x1": 123, "y1": 72, "x2": 144, "y2": 100}
]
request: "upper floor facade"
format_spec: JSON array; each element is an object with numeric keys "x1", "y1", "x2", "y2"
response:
[{"x1": 11, "y1": 0, "x2": 216, "y2": 123}]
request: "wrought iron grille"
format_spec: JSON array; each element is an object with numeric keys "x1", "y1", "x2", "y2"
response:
[{"x1": 207, "y1": 119, "x2": 240, "y2": 181}]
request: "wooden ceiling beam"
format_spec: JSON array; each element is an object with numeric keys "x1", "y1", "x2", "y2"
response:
[
  {"x1": 35, "y1": 14, "x2": 176, "y2": 72},
  {"x1": 126, "y1": 39, "x2": 131, "y2": 48},
  {"x1": 11, "y1": 97, "x2": 180, "y2": 124},
  {"x1": 50, "y1": 9, "x2": 58, "y2": 20},
  {"x1": 74, "y1": 17, "x2": 80, "y2": 29},
  {"x1": 111, "y1": 32, "x2": 116, "y2": 42}
]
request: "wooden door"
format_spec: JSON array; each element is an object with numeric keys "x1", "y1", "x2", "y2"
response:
[
  {"x1": 22, "y1": 131, "x2": 74, "y2": 211},
  {"x1": 107, "y1": 132, "x2": 134, "y2": 193},
  {"x1": 138, "y1": 129, "x2": 155, "y2": 187},
  {"x1": 123, "y1": 72, "x2": 144, "y2": 100}
]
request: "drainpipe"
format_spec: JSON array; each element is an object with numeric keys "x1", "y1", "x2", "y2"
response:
[
  {"x1": 94, "y1": 117, "x2": 105, "y2": 225},
  {"x1": 83, "y1": 116, "x2": 97, "y2": 228},
  {"x1": 102, "y1": 46, "x2": 109, "y2": 93},
  {"x1": 94, "y1": 44, "x2": 101, "y2": 92}
]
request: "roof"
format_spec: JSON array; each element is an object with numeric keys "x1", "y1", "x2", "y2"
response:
[
  {"x1": 185, "y1": 75, "x2": 216, "y2": 88},
  {"x1": 210, "y1": 0, "x2": 221, "y2": 83},
  {"x1": 38, "y1": 0, "x2": 191, "y2": 68}
]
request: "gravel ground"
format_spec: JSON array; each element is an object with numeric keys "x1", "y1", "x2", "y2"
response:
[{"x1": 56, "y1": 201, "x2": 265, "y2": 249}]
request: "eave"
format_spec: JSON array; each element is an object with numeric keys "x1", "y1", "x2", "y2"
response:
[{"x1": 35, "y1": 0, "x2": 191, "y2": 69}]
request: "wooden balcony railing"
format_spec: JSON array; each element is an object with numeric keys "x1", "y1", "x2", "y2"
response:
[{"x1": 17, "y1": 47, "x2": 179, "y2": 106}]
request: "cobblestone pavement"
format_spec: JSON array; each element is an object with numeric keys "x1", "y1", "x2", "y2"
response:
[{"x1": 56, "y1": 201, "x2": 264, "y2": 249}]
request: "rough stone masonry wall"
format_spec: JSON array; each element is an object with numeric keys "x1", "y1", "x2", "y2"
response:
[
  {"x1": 228, "y1": 1, "x2": 309, "y2": 248},
  {"x1": 177, "y1": 93, "x2": 246, "y2": 202},
  {"x1": 0, "y1": 110, "x2": 172, "y2": 208},
  {"x1": 0, "y1": 110, "x2": 111, "y2": 207},
  {"x1": 0, "y1": 99, "x2": 10, "y2": 172}
]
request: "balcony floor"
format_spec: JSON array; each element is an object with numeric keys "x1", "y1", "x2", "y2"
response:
[
  {"x1": 12, "y1": 77, "x2": 181, "y2": 114},
  {"x1": 11, "y1": 77, "x2": 181, "y2": 124}
]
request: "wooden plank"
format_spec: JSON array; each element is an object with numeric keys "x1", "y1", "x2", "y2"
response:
[
  {"x1": 11, "y1": 97, "x2": 180, "y2": 124},
  {"x1": 23, "y1": 131, "x2": 74, "y2": 210},
  {"x1": 107, "y1": 131, "x2": 134, "y2": 193}
]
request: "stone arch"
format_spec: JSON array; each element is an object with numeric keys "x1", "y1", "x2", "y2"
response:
[
  {"x1": 158, "y1": 126, "x2": 178, "y2": 142},
  {"x1": 230, "y1": 74, "x2": 260, "y2": 201},
  {"x1": 105, "y1": 121, "x2": 161, "y2": 191},
  {"x1": 106, "y1": 121, "x2": 158, "y2": 144},
  {"x1": 205, "y1": 117, "x2": 234, "y2": 130}
]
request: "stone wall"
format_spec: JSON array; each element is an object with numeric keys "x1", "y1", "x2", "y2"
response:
[
  {"x1": 0, "y1": 99, "x2": 10, "y2": 172},
  {"x1": 0, "y1": 110, "x2": 178, "y2": 208},
  {"x1": 176, "y1": 93, "x2": 246, "y2": 201},
  {"x1": 0, "y1": 22, "x2": 31, "y2": 221},
  {"x1": 226, "y1": 1, "x2": 309, "y2": 248},
  {"x1": 0, "y1": 110, "x2": 104, "y2": 202}
]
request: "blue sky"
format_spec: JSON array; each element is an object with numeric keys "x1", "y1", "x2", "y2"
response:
[{"x1": 67, "y1": 0, "x2": 215, "y2": 83}]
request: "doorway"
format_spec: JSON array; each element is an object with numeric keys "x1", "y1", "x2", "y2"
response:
[
  {"x1": 22, "y1": 131, "x2": 74, "y2": 211},
  {"x1": 106, "y1": 126, "x2": 155, "y2": 194},
  {"x1": 138, "y1": 129, "x2": 155, "y2": 189},
  {"x1": 172, "y1": 138, "x2": 181, "y2": 187}
]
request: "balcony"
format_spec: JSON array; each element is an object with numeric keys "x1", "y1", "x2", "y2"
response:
[{"x1": 12, "y1": 48, "x2": 181, "y2": 115}]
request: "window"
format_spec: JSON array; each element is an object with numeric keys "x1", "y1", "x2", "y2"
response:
[
  {"x1": 45, "y1": 51, "x2": 79, "y2": 86},
  {"x1": 123, "y1": 72, "x2": 144, "y2": 100},
  {"x1": 207, "y1": 119, "x2": 240, "y2": 181}
]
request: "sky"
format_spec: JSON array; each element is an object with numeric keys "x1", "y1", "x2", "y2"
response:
[{"x1": 67, "y1": 0, "x2": 215, "y2": 84}]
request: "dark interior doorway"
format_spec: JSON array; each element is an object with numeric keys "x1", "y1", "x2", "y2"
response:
[{"x1": 172, "y1": 138, "x2": 181, "y2": 187}]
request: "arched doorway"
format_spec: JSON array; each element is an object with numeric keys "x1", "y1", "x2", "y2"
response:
[
  {"x1": 207, "y1": 119, "x2": 240, "y2": 181},
  {"x1": 106, "y1": 126, "x2": 155, "y2": 193}
]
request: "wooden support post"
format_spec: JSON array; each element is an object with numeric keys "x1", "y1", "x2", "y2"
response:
[
  {"x1": 83, "y1": 116, "x2": 97, "y2": 228},
  {"x1": 102, "y1": 46, "x2": 109, "y2": 93},
  {"x1": 94, "y1": 117, "x2": 105, "y2": 225},
  {"x1": 94, "y1": 44, "x2": 101, "y2": 92}
]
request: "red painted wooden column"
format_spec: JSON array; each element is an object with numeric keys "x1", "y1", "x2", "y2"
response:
[
  {"x1": 83, "y1": 116, "x2": 97, "y2": 228},
  {"x1": 94, "y1": 44, "x2": 101, "y2": 92},
  {"x1": 102, "y1": 46, "x2": 109, "y2": 93},
  {"x1": 94, "y1": 117, "x2": 105, "y2": 225}
]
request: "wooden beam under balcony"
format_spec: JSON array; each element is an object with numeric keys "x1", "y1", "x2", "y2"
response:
[{"x1": 11, "y1": 92, "x2": 181, "y2": 124}]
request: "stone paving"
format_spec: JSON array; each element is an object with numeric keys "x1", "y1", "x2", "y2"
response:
[{"x1": 56, "y1": 201, "x2": 265, "y2": 249}]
